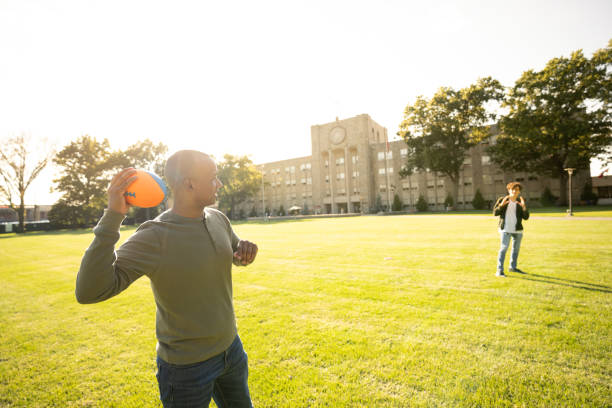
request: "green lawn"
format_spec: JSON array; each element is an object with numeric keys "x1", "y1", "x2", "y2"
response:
[{"x1": 1, "y1": 214, "x2": 611, "y2": 407}]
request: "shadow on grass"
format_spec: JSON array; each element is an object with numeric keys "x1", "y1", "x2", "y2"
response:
[{"x1": 510, "y1": 272, "x2": 612, "y2": 293}]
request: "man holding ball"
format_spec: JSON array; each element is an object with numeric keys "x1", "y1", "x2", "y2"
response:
[
  {"x1": 76, "y1": 150, "x2": 257, "y2": 407},
  {"x1": 493, "y1": 181, "x2": 530, "y2": 277}
]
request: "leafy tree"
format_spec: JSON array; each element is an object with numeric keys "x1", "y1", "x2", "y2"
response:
[
  {"x1": 278, "y1": 205, "x2": 286, "y2": 216},
  {"x1": 416, "y1": 194, "x2": 428, "y2": 212},
  {"x1": 51, "y1": 136, "x2": 115, "y2": 227},
  {"x1": 249, "y1": 206, "x2": 257, "y2": 217},
  {"x1": 216, "y1": 154, "x2": 262, "y2": 220},
  {"x1": 398, "y1": 77, "x2": 504, "y2": 209},
  {"x1": 392, "y1": 193, "x2": 403, "y2": 211},
  {"x1": 489, "y1": 41, "x2": 612, "y2": 205},
  {"x1": 114, "y1": 139, "x2": 168, "y2": 176},
  {"x1": 0, "y1": 134, "x2": 54, "y2": 232},
  {"x1": 472, "y1": 189, "x2": 486, "y2": 210}
]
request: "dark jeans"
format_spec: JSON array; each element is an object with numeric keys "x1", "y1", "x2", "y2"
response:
[{"x1": 156, "y1": 335, "x2": 252, "y2": 408}]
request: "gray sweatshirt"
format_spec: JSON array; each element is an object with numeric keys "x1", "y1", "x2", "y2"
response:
[{"x1": 76, "y1": 208, "x2": 240, "y2": 364}]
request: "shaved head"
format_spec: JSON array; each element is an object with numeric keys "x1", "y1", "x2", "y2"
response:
[{"x1": 164, "y1": 150, "x2": 213, "y2": 190}]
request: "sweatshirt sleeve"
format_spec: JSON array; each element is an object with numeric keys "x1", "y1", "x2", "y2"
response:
[
  {"x1": 493, "y1": 197, "x2": 505, "y2": 216},
  {"x1": 75, "y1": 210, "x2": 160, "y2": 304}
]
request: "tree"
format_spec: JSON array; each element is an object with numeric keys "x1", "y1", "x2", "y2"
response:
[
  {"x1": 51, "y1": 136, "x2": 115, "y2": 227},
  {"x1": 392, "y1": 193, "x2": 403, "y2": 211},
  {"x1": 278, "y1": 205, "x2": 286, "y2": 216},
  {"x1": 489, "y1": 41, "x2": 612, "y2": 205},
  {"x1": 374, "y1": 194, "x2": 384, "y2": 213},
  {"x1": 472, "y1": 189, "x2": 486, "y2": 210},
  {"x1": 416, "y1": 194, "x2": 428, "y2": 212},
  {"x1": 398, "y1": 77, "x2": 504, "y2": 209},
  {"x1": 216, "y1": 154, "x2": 262, "y2": 219},
  {"x1": 0, "y1": 134, "x2": 53, "y2": 232}
]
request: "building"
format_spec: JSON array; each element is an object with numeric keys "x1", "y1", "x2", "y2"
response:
[
  {"x1": 242, "y1": 114, "x2": 590, "y2": 215},
  {"x1": 592, "y1": 175, "x2": 612, "y2": 205}
]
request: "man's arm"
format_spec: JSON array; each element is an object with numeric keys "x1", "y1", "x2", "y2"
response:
[
  {"x1": 75, "y1": 168, "x2": 159, "y2": 303},
  {"x1": 76, "y1": 210, "x2": 157, "y2": 303}
]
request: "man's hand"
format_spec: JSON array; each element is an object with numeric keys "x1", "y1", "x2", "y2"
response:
[
  {"x1": 108, "y1": 168, "x2": 138, "y2": 215},
  {"x1": 233, "y1": 240, "x2": 258, "y2": 266},
  {"x1": 500, "y1": 195, "x2": 510, "y2": 206}
]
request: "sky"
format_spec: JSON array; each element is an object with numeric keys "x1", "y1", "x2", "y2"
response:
[{"x1": 1, "y1": 0, "x2": 611, "y2": 205}]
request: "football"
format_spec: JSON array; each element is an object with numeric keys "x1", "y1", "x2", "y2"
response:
[{"x1": 124, "y1": 169, "x2": 168, "y2": 208}]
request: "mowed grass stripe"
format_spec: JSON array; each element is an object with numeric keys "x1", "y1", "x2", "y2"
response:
[{"x1": 1, "y1": 214, "x2": 611, "y2": 407}]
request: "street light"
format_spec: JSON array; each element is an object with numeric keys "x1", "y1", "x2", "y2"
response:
[
  {"x1": 261, "y1": 165, "x2": 266, "y2": 221},
  {"x1": 564, "y1": 168, "x2": 575, "y2": 216}
]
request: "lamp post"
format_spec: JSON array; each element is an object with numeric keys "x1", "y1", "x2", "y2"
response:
[
  {"x1": 564, "y1": 167, "x2": 575, "y2": 216},
  {"x1": 261, "y1": 165, "x2": 266, "y2": 220}
]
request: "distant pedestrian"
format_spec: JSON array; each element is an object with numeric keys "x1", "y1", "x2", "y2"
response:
[{"x1": 493, "y1": 181, "x2": 530, "y2": 277}]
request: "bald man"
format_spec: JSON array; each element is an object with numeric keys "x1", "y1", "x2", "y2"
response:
[{"x1": 76, "y1": 150, "x2": 257, "y2": 407}]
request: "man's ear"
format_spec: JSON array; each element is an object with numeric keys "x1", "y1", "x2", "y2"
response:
[{"x1": 183, "y1": 177, "x2": 194, "y2": 191}]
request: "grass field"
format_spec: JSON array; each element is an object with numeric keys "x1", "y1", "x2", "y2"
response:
[{"x1": 1, "y1": 211, "x2": 611, "y2": 407}]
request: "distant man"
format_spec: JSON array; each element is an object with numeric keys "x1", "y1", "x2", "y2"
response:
[
  {"x1": 76, "y1": 150, "x2": 257, "y2": 407},
  {"x1": 493, "y1": 181, "x2": 530, "y2": 277}
]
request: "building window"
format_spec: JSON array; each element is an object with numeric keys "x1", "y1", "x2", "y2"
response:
[
  {"x1": 352, "y1": 171, "x2": 359, "y2": 178},
  {"x1": 387, "y1": 167, "x2": 394, "y2": 174},
  {"x1": 464, "y1": 177, "x2": 472, "y2": 186},
  {"x1": 481, "y1": 155, "x2": 490, "y2": 165},
  {"x1": 463, "y1": 157, "x2": 472, "y2": 165},
  {"x1": 378, "y1": 152, "x2": 385, "y2": 161},
  {"x1": 325, "y1": 160, "x2": 329, "y2": 167},
  {"x1": 387, "y1": 151, "x2": 393, "y2": 159},
  {"x1": 336, "y1": 172, "x2": 345, "y2": 180},
  {"x1": 483, "y1": 175, "x2": 493, "y2": 184},
  {"x1": 379, "y1": 168, "x2": 386, "y2": 175},
  {"x1": 379, "y1": 184, "x2": 387, "y2": 192},
  {"x1": 301, "y1": 178, "x2": 306, "y2": 184},
  {"x1": 528, "y1": 176, "x2": 538, "y2": 181},
  {"x1": 352, "y1": 156, "x2": 358, "y2": 164},
  {"x1": 306, "y1": 163, "x2": 311, "y2": 169},
  {"x1": 402, "y1": 182, "x2": 410, "y2": 190},
  {"x1": 325, "y1": 175, "x2": 329, "y2": 183},
  {"x1": 336, "y1": 157, "x2": 344, "y2": 165},
  {"x1": 286, "y1": 180, "x2": 291, "y2": 185},
  {"x1": 400, "y1": 148, "x2": 408, "y2": 157},
  {"x1": 307, "y1": 178, "x2": 312, "y2": 185}
]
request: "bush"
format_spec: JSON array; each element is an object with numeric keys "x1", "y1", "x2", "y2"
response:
[
  {"x1": 444, "y1": 194, "x2": 454, "y2": 209},
  {"x1": 249, "y1": 206, "x2": 257, "y2": 217},
  {"x1": 278, "y1": 205, "x2": 286, "y2": 216},
  {"x1": 416, "y1": 195, "x2": 428, "y2": 212},
  {"x1": 541, "y1": 187, "x2": 557, "y2": 206},
  {"x1": 392, "y1": 194, "x2": 403, "y2": 211},
  {"x1": 375, "y1": 195, "x2": 384, "y2": 213},
  {"x1": 580, "y1": 179, "x2": 598, "y2": 205},
  {"x1": 472, "y1": 189, "x2": 486, "y2": 210}
]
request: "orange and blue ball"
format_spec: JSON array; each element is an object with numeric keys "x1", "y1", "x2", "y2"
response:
[{"x1": 124, "y1": 170, "x2": 168, "y2": 208}]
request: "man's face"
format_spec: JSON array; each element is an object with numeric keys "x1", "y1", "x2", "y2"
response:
[
  {"x1": 508, "y1": 187, "x2": 520, "y2": 199},
  {"x1": 191, "y1": 156, "x2": 223, "y2": 206}
]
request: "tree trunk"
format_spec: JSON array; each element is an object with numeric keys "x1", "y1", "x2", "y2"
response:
[
  {"x1": 450, "y1": 177, "x2": 459, "y2": 210},
  {"x1": 18, "y1": 195, "x2": 25, "y2": 233},
  {"x1": 559, "y1": 171, "x2": 568, "y2": 206}
]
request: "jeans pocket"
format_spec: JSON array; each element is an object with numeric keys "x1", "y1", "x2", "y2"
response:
[{"x1": 156, "y1": 359, "x2": 173, "y2": 404}]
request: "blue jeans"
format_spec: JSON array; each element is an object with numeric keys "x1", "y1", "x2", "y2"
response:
[
  {"x1": 497, "y1": 231, "x2": 523, "y2": 272},
  {"x1": 156, "y1": 335, "x2": 252, "y2": 408}
]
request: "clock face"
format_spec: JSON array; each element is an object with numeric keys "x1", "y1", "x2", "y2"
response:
[{"x1": 330, "y1": 127, "x2": 346, "y2": 144}]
